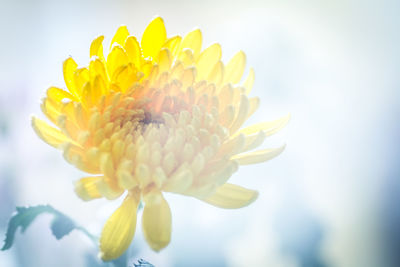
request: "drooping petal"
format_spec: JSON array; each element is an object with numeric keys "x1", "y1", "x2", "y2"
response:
[
  {"x1": 163, "y1": 164, "x2": 193, "y2": 193},
  {"x1": 31, "y1": 117, "x2": 71, "y2": 148},
  {"x1": 47, "y1": 87, "x2": 76, "y2": 103},
  {"x1": 232, "y1": 145, "x2": 286, "y2": 165},
  {"x1": 41, "y1": 97, "x2": 61, "y2": 124},
  {"x1": 201, "y1": 183, "x2": 258, "y2": 209},
  {"x1": 97, "y1": 176, "x2": 124, "y2": 200},
  {"x1": 74, "y1": 176, "x2": 102, "y2": 201},
  {"x1": 233, "y1": 114, "x2": 291, "y2": 137},
  {"x1": 141, "y1": 17, "x2": 167, "y2": 59},
  {"x1": 99, "y1": 193, "x2": 140, "y2": 261},
  {"x1": 142, "y1": 192, "x2": 172, "y2": 251},
  {"x1": 241, "y1": 131, "x2": 266, "y2": 153}
]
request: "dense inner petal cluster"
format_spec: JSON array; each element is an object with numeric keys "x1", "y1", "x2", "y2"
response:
[{"x1": 32, "y1": 17, "x2": 288, "y2": 261}]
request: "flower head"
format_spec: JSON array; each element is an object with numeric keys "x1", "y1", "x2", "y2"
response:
[{"x1": 32, "y1": 17, "x2": 289, "y2": 260}]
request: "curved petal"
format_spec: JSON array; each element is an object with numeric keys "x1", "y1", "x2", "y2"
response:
[
  {"x1": 125, "y1": 36, "x2": 142, "y2": 68},
  {"x1": 110, "y1": 25, "x2": 130, "y2": 49},
  {"x1": 163, "y1": 35, "x2": 182, "y2": 57},
  {"x1": 100, "y1": 193, "x2": 140, "y2": 261},
  {"x1": 90, "y1": 35, "x2": 105, "y2": 59},
  {"x1": 201, "y1": 183, "x2": 258, "y2": 209},
  {"x1": 232, "y1": 114, "x2": 291, "y2": 138},
  {"x1": 223, "y1": 51, "x2": 246, "y2": 84},
  {"x1": 208, "y1": 61, "x2": 224, "y2": 85},
  {"x1": 47, "y1": 86, "x2": 77, "y2": 103},
  {"x1": 180, "y1": 29, "x2": 202, "y2": 59},
  {"x1": 141, "y1": 17, "x2": 167, "y2": 59},
  {"x1": 63, "y1": 57, "x2": 79, "y2": 97},
  {"x1": 196, "y1": 43, "x2": 222, "y2": 81},
  {"x1": 156, "y1": 48, "x2": 172, "y2": 73},
  {"x1": 107, "y1": 45, "x2": 129, "y2": 79},
  {"x1": 232, "y1": 145, "x2": 286, "y2": 165},
  {"x1": 142, "y1": 192, "x2": 172, "y2": 251},
  {"x1": 74, "y1": 176, "x2": 102, "y2": 201},
  {"x1": 243, "y1": 68, "x2": 255, "y2": 95},
  {"x1": 31, "y1": 117, "x2": 71, "y2": 148}
]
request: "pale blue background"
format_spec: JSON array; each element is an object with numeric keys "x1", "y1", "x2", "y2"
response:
[{"x1": 0, "y1": 0, "x2": 399, "y2": 266}]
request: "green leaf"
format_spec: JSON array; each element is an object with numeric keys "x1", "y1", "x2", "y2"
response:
[
  {"x1": 1, "y1": 205, "x2": 94, "y2": 250},
  {"x1": 50, "y1": 214, "x2": 75, "y2": 240},
  {"x1": 134, "y1": 259, "x2": 154, "y2": 267}
]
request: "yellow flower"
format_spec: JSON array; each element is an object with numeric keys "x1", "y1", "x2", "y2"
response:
[{"x1": 32, "y1": 17, "x2": 289, "y2": 260}]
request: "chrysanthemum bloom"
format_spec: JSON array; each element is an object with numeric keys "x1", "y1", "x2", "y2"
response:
[{"x1": 32, "y1": 17, "x2": 289, "y2": 260}]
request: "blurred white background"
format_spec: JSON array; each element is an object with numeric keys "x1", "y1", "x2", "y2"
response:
[{"x1": 1, "y1": 0, "x2": 399, "y2": 266}]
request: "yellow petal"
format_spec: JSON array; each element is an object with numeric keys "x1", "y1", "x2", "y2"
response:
[
  {"x1": 181, "y1": 67, "x2": 196, "y2": 89},
  {"x1": 229, "y1": 95, "x2": 250, "y2": 134},
  {"x1": 208, "y1": 61, "x2": 224, "y2": 85},
  {"x1": 99, "y1": 153, "x2": 115, "y2": 180},
  {"x1": 90, "y1": 35, "x2": 105, "y2": 59},
  {"x1": 242, "y1": 131, "x2": 266, "y2": 152},
  {"x1": 223, "y1": 51, "x2": 246, "y2": 84},
  {"x1": 142, "y1": 192, "x2": 172, "y2": 251},
  {"x1": 113, "y1": 64, "x2": 137, "y2": 93},
  {"x1": 62, "y1": 142, "x2": 98, "y2": 174},
  {"x1": 163, "y1": 36, "x2": 182, "y2": 57},
  {"x1": 107, "y1": 45, "x2": 129, "y2": 80},
  {"x1": 196, "y1": 43, "x2": 222, "y2": 81},
  {"x1": 232, "y1": 145, "x2": 286, "y2": 165},
  {"x1": 141, "y1": 17, "x2": 167, "y2": 59},
  {"x1": 180, "y1": 29, "x2": 202, "y2": 60},
  {"x1": 247, "y1": 97, "x2": 260, "y2": 119},
  {"x1": 243, "y1": 68, "x2": 255, "y2": 95},
  {"x1": 163, "y1": 164, "x2": 193, "y2": 193},
  {"x1": 100, "y1": 193, "x2": 140, "y2": 261},
  {"x1": 178, "y1": 48, "x2": 195, "y2": 66},
  {"x1": 47, "y1": 86, "x2": 76, "y2": 103},
  {"x1": 110, "y1": 25, "x2": 130, "y2": 49},
  {"x1": 125, "y1": 36, "x2": 142, "y2": 68},
  {"x1": 89, "y1": 57, "x2": 109, "y2": 88},
  {"x1": 74, "y1": 176, "x2": 102, "y2": 201},
  {"x1": 234, "y1": 114, "x2": 291, "y2": 137},
  {"x1": 97, "y1": 177, "x2": 124, "y2": 200},
  {"x1": 41, "y1": 97, "x2": 61, "y2": 124},
  {"x1": 201, "y1": 183, "x2": 258, "y2": 209},
  {"x1": 63, "y1": 57, "x2": 79, "y2": 97},
  {"x1": 73, "y1": 67, "x2": 89, "y2": 97},
  {"x1": 32, "y1": 117, "x2": 71, "y2": 148},
  {"x1": 219, "y1": 133, "x2": 245, "y2": 157},
  {"x1": 81, "y1": 82, "x2": 94, "y2": 108},
  {"x1": 116, "y1": 159, "x2": 137, "y2": 190},
  {"x1": 156, "y1": 48, "x2": 172, "y2": 73}
]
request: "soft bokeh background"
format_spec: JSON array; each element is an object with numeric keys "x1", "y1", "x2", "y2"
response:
[{"x1": 0, "y1": 0, "x2": 399, "y2": 266}]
